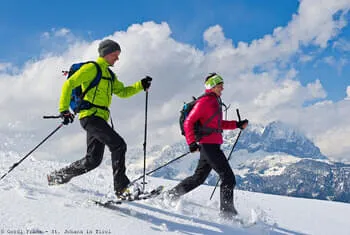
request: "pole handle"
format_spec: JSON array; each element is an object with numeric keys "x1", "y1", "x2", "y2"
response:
[{"x1": 43, "y1": 115, "x2": 61, "y2": 119}]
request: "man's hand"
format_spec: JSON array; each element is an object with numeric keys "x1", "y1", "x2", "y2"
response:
[
  {"x1": 141, "y1": 76, "x2": 153, "y2": 91},
  {"x1": 60, "y1": 110, "x2": 74, "y2": 125}
]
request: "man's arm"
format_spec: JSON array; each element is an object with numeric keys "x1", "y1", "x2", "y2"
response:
[{"x1": 112, "y1": 77, "x2": 143, "y2": 98}]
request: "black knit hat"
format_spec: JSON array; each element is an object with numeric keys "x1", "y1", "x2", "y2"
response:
[{"x1": 98, "y1": 39, "x2": 121, "y2": 57}]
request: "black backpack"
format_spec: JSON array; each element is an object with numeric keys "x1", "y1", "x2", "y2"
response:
[{"x1": 179, "y1": 93, "x2": 223, "y2": 141}]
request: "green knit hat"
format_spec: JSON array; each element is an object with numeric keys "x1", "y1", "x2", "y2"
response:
[{"x1": 205, "y1": 74, "x2": 224, "y2": 89}]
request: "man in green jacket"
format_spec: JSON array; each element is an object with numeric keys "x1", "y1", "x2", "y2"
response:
[{"x1": 48, "y1": 39, "x2": 152, "y2": 198}]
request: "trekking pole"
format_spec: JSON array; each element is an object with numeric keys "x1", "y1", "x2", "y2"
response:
[
  {"x1": 130, "y1": 151, "x2": 190, "y2": 185},
  {"x1": 209, "y1": 109, "x2": 242, "y2": 200},
  {"x1": 0, "y1": 123, "x2": 64, "y2": 181},
  {"x1": 142, "y1": 91, "x2": 149, "y2": 192}
]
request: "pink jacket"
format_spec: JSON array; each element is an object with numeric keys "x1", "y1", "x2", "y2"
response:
[{"x1": 184, "y1": 90, "x2": 238, "y2": 145}]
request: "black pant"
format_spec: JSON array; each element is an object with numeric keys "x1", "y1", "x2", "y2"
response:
[
  {"x1": 171, "y1": 144, "x2": 236, "y2": 212},
  {"x1": 57, "y1": 116, "x2": 130, "y2": 193}
]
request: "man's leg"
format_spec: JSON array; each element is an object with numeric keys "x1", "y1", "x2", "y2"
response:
[
  {"x1": 48, "y1": 117, "x2": 105, "y2": 185},
  {"x1": 80, "y1": 116, "x2": 130, "y2": 194}
]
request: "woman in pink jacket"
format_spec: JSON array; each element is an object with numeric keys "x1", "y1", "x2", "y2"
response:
[{"x1": 168, "y1": 73, "x2": 248, "y2": 219}]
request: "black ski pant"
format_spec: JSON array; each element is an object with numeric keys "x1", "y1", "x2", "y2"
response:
[
  {"x1": 57, "y1": 116, "x2": 130, "y2": 193},
  {"x1": 171, "y1": 143, "x2": 236, "y2": 213}
]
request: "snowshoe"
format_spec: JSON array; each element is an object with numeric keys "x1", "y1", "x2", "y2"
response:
[
  {"x1": 47, "y1": 171, "x2": 73, "y2": 186},
  {"x1": 116, "y1": 182, "x2": 142, "y2": 200}
]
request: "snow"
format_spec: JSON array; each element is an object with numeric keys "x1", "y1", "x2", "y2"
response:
[
  {"x1": 1, "y1": 152, "x2": 350, "y2": 235},
  {"x1": 234, "y1": 154, "x2": 300, "y2": 177}
]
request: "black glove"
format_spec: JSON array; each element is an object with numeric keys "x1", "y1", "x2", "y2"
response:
[
  {"x1": 141, "y1": 76, "x2": 153, "y2": 91},
  {"x1": 189, "y1": 142, "x2": 200, "y2": 153},
  {"x1": 60, "y1": 110, "x2": 74, "y2": 125},
  {"x1": 237, "y1": 119, "x2": 248, "y2": 130}
]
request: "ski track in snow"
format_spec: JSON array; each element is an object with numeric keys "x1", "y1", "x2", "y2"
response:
[{"x1": 1, "y1": 154, "x2": 350, "y2": 234}]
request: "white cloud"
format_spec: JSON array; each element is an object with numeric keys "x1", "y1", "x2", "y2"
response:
[
  {"x1": 0, "y1": 0, "x2": 350, "y2": 162},
  {"x1": 333, "y1": 38, "x2": 350, "y2": 51},
  {"x1": 307, "y1": 79, "x2": 327, "y2": 99},
  {"x1": 55, "y1": 28, "x2": 70, "y2": 37},
  {"x1": 0, "y1": 63, "x2": 12, "y2": 72},
  {"x1": 346, "y1": 86, "x2": 350, "y2": 100},
  {"x1": 299, "y1": 54, "x2": 314, "y2": 63},
  {"x1": 203, "y1": 25, "x2": 229, "y2": 48},
  {"x1": 39, "y1": 28, "x2": 79, "y2": 55},
  {"x1": 323, "y1": 56, "x2": 336, "y2": 66},
  {"x1": 316, "y1": 126, "x2": 350, "y2": 160},
  {"x1": 293, "y1": 0, "x2": 350, "y2": 48},
  {"x1": 254, "y1": 80, "x2": 302, "y2": 108},
  {"x1": 41, "y1": 28, "x2": 71, "y2": 39},
  {"x1": 322, "y1": 56, "x2": 348, "y2": 74}
]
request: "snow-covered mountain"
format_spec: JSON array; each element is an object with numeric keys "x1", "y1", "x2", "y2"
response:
[
  {"x1": 236, "y1": 158, "x2": 350, "y2": 203},
  {"x1": 127, "y1": 121, "x2": 350, "y2": 203},
  {"x1": 231, "y1": 121, "x2": 326, "y2": 159}
]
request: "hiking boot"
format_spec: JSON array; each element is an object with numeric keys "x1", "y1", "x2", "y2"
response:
[
  {"x1": 115, "y1": 183, "x2": 142, "y2": 200},
  {"x1": 162, "y1": 189, "x2": 181, "y2": 202},
  {"x1": 219, "y1": 207, "x2": 238, "y2": 220},
  {"x1": 47, "y1": 171, "x2": 73, "y2": 186}
]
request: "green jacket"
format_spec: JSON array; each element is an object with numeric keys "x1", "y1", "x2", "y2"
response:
[{"x1": 59, "y1": 57, "x2": 143, "y2": 121}]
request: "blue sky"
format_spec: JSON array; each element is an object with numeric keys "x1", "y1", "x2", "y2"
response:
[
  {"x1": 0, "y1": 0, "x2": 298, "y2": 54},
  {"x1": 1, "y1": 0, "x2": 348, "y2": 102},
  {"x1": 1, "y1": 0, "x2": 298, "y2": 61}
]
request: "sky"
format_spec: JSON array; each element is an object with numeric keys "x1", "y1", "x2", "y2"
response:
[
  {"x1": 1, "y1": 153, "x2": 350, "y2": 235},
  {"x1": 0, "y1": 0, "x2": 350, "y2": 162}
]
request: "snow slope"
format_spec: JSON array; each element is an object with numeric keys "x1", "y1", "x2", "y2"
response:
[{"x1": 1, "y1": 152, "x2": 350, "y2": 235}]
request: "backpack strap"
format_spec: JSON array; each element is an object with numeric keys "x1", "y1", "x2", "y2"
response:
[
  {"x1": 75, "y1": 61, "x2": 104, "y2": 114},
  {"x1": 78, "y1": 63, "x2": 117, "y2": 116},
  {"x1": 79, "y1": 61, "x2": 102, "y2": 99},
  {"x1": 107, "y1": 68, "x2": 116, "y2": 81}
]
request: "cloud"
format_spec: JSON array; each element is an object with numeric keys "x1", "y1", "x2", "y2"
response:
[
  {"x1": 333, "y1": 38, "x2": 350, "y2": 51},
  {"x1": 0, "y1": 0, "x2": 350, "y2": 162},
  {"x1": 322, "y1": 56, "x2": 348, "y2": 74},
  {"x1": 307, "y1": 79, "x2": 327, "y2": 99},
  {"x1": 203, "y1": 25, "x2": 229, "y2": 48},
  {"x1": 315, "y1": 124, "x2": 350, "y2": 160},
  {"x1": 39, "y1": 28, "x2": 80, "y2": 56},
  {"x1": 346, "y1": 86, "x2": 350, "y2": 100},
  {"x1": 0, "y1": 63, "x2": 11, "y2": 72},
  {"x1": 299, "y1": 54, "x2": 314, "y2": 63},
  {"x1": 0, "y1": 62, "x2": 18, "y2": 75},
  {"x1": 41, "y1": 28, "x2": 71, "y2": 39}
]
